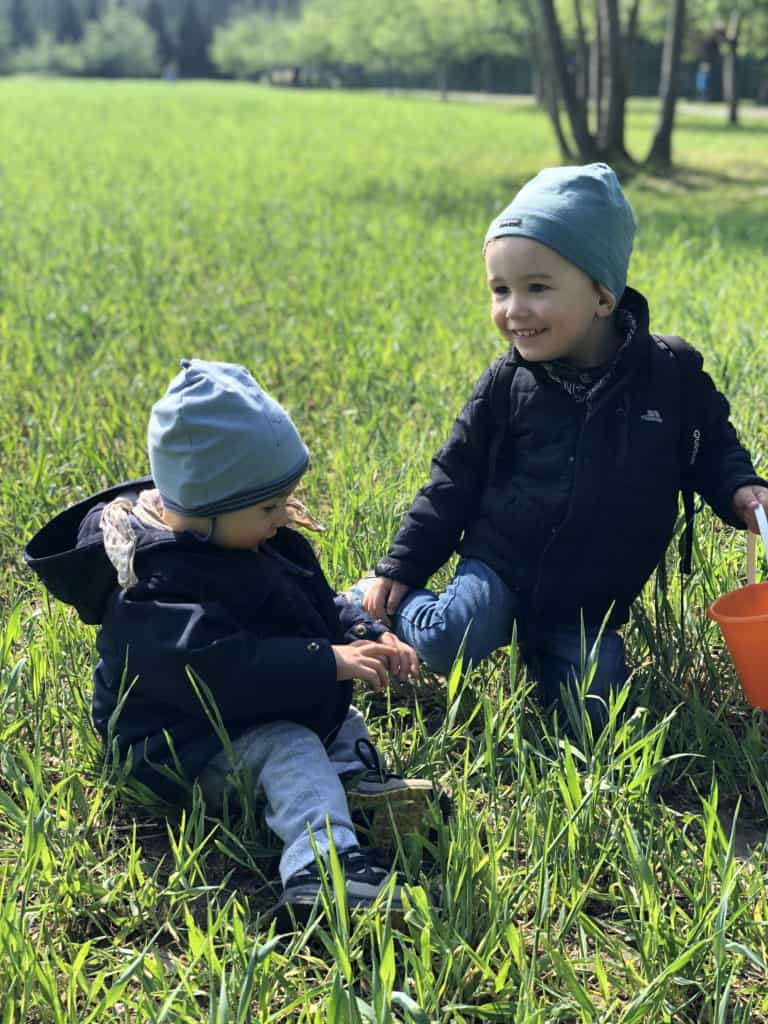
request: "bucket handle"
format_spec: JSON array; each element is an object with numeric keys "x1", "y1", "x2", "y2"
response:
[{"x1": 747, "y1": 504, "x2": 768, "y2": 586}]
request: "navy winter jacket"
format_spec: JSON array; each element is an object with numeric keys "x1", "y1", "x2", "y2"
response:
[
  {"x1": 375, "y1": 288, "x2": 764, "y2": 631},
  {"x1": 24, "y1": 478, "x2": 386, "y2": 802}
]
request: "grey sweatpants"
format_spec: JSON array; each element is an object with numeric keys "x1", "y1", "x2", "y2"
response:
[{"x1": 197, "y1": 707, "x2": 372, "y2": 885}]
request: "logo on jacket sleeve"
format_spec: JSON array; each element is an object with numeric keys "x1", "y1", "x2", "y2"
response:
[{"x1": 640, "y1": 409, "x2": 664, "y2": 423}]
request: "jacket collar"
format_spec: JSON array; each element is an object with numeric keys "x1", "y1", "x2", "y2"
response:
[{"x1": 24, "y1": 476, "x2": 313, "y2": 626}]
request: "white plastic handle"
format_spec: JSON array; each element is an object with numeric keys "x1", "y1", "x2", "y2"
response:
[
  {"x1": 748, "y1": 504, "x2": 768, "y2": 586},
  {"x1": 756, "y1": 503, "x2": 768, "y2": 552}
]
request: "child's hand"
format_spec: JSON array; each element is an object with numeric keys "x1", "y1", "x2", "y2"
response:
[
  {"x1": 362, "y1": 577, "x2": 412, "y2": 626},
  {"x1": 378, "y1": 632, "x2": 420, "y2": 682},
  {"x1": 732, "y1": 485, "x2": 768, "y2": 533},
  {"x1": 332, "y1": 641, "x2": 392, "y2": 692}
]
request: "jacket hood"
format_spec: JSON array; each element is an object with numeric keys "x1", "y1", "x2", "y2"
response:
[
  {"x1": 24, "y1": 476, "x2": 174, "y2": 625},
  {"x1": 613, "y1": 285, "x2": 650, "y2": 335}
]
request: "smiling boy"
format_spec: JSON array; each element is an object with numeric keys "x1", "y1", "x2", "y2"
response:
[{"x1": 361, "y1": 163, "x2": 768, "y2": 726}]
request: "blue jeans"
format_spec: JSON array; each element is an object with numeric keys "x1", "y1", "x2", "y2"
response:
[{"x1": 392, "y1": 558, "x2": 628, "y2": 730}]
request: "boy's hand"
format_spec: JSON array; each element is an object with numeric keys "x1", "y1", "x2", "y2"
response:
[
  {"x1": 362, "y1": 577, "x2": 412, "y2": 626},
  {"x1": 378, "y1": 632, "x2": 420, "y2": 681},
  {"x1": 332, "y1": 641, "x2": 393, "y2": 692},
  {"x1": 732, "y1": 485, "x2": 768, "y2": 534}
]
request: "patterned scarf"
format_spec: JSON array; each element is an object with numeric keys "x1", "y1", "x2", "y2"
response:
[{"x1": 539, "y1": 308, "x2": 638, "y2": 404}]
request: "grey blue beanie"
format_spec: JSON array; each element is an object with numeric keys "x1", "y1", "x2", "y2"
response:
[
  {"x1": 484, "y1": 163, "x2": 636, "y2": 300},
  {"x1": 148, "y1": 359, "x2": 309, "y2": 517}
]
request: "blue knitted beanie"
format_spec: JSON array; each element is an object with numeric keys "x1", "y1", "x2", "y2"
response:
[
  {"x1": 148, "y1": 359, "x2": 309, "y2": 517},
  {"x1": 484, "y1": 163, "x2": 636, "y2": 300}
]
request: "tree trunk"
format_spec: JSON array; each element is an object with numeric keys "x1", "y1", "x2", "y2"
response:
[
  {"x1": 591, "y1": 0, "x2": 603, "y2": 139},
  {"x1": 528, "y1": 27, "x2": 545, "y2": 103},
  {"x1": 646, "y1": 0, "x2": 685, "y2": 168},
  {"x1": 625, "y1": 0, "x2": 640, "y2": 44},
  {"x1": 597, "y1": 0, "x2": 628, "y2": 159},
  {"x1": 722, "y1": 43, "x2": 738, "y2": 123},
  {"x1": 537, "y1": 0, "x2": 596, "y2": 159},
  {"x1": 436, "y1": 62, "x2": 449, "y2": 100},
  {"x1": 530, "y1": 56, "x2": 543, "y2": 103},
  {"x1": 757, "y1": 61, "x2": 768, "y2": 106},
  {"x1": 620, "y1": 0, "x2": 641, "y2": 111},
  {"x1": 481, "y1": 56, "x2": 492, "y2": 94},
  {"x1": 572, "y1": 0, "x2": 590, "y2": 103},
  {"x1": 721, "y1": 11, "x2": 741, "y2": 125},
  {"x1": 528, "y1": 19, "x2": 573, "y2": 160}
]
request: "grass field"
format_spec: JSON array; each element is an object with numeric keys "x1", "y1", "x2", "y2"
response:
[{"x1": 2, "y1": 79, "x2": 768, "y2": 1022}]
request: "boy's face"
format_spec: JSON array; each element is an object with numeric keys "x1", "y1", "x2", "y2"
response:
[
  {"x1": 213, "y1": 491, "x2": 294, "y2": 550},
  {"x1": 485, "y1": 237, "x2": 616, "y2": 367}
]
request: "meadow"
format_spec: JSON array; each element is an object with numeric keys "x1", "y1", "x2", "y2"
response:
[{"x1": 1, "y1": 78, "x2": 768, "y2": 1022}]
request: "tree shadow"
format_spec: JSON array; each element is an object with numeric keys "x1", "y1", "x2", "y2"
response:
[
  {"x1": 634, "y1": 164, "x2": 768, "y2": 192},
  {"x1": 677, "y1": 119, "x2": 768, "y2": 137}
]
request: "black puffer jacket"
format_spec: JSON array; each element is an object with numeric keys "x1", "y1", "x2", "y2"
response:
[
  {"x1": 25, "y1": 477, "x2": 386, "y2": 802},
  {"x1": 376, "y1": 288, "x2": 764, "y2": 629}
]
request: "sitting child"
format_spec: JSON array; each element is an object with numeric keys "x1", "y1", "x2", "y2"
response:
[
  {"x1": 361, "y1": 163, "x2": 767, "y2": 727},
  {"x1": 25, "y1": 359, "x2": 432, "y2": 921}
]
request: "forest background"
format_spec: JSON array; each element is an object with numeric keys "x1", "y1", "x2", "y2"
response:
[{"x1": 1, "y1": 0, "x2": 768, "y2": 110}]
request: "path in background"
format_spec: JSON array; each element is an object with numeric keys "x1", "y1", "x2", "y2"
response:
[{"x1": 373, "y1": 88, "x2": 768, "y2": 120}]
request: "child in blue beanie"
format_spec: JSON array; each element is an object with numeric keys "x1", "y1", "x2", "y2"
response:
[
  {"x1": 360, "y1": 163, "x2": 768, "y2": 728},
  {"x1": 25, "y1": 359, "x2": 432, "y2": 924}
]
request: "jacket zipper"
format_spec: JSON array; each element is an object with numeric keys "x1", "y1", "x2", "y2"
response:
[{"x1": 529, "y1": 404, "x2": 588, "y2": 613}]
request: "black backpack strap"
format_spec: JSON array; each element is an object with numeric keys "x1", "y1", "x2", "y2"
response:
[
  {"x1": 653, "y1": 333, "x2": 701, "y2": 575},
  {"x1": 487, "y1": 357, "x2": 517, "y2": 482}
]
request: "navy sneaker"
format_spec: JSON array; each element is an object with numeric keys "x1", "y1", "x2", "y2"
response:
[
  {"x1": 343, "y1": 739, "x2": 434, "y2": 854},
  {"x1": 274, "y1": 847, "x2": 404, "y2": 926}
]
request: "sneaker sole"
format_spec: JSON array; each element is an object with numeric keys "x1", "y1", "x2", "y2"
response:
[
  {"x1": 347, "y1": 783, "x2": 434, "y2": 854},
  {"x1": 273, "y1": 889, "x2": 405, "y2": 929}
]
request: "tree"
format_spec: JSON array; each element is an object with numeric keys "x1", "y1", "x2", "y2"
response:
[
  {"x1": 145, "y1": 0, "x2": 175, "y2": 65},
  {"x1": 209, "y1": 0, "x2": 236, "y2": 26},
  {"x1": 530, "y1": 0, "x2": 688, "y2": 169},
  {"x1": 56, "y1": 0, "x2": 84, "y2": 43},
  {"x1": 718, "y1": 9, "x2": 741, "y2": 124},
  {"x1": 296, "y1": 0, "x2": 426, "y2": 84},
  {"x1": 10, "y1": 0, "x2": 35, "y2": 48},
  {"x1": 211, "y1": 12, "x2": 297, "y2": 78},
  {"x1": 410, "y1": 0, "x2": 523, "y2": 98},
  {"x1": 287, "y1": 0, "x2": 524, "y2": 94},
  {"x1": 12, "y1": 31, "x2": 85, "y2": 74},
  {"x1": 688, "y1": 0, "x2": 768, "y2": 124},
  {"x1": 177, "y1": 0, "x2": 214, "y2": 77},
  {"x1": 0, "y1": 17, "x2": 13, "y2": 71},
  {"x1": 80, "y1": 7, "x2": 159, "y2": 76},
  {"x1": 646, "y1": 0, "x2": 686, "y2": 167},
  {"x1": 85, "y1": 0, "x2": 104, "y2": 20},
  {"x1": 534, "y1": 0, "x2": 595, "y2": 159}
]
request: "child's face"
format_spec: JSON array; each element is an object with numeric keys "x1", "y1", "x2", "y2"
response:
[
  {"x1": 213, "y1": 491, "x2": 294, "y2": 549},
  {"x1": 485, "y1": 236, "x2": 616, "y2": 367}
]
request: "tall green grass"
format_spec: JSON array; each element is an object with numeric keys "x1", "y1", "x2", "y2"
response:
[{"x1": 1, "y1": 80, "x2": 768, "y2": 1021}]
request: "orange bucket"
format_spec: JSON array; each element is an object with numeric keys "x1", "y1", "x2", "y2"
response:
[{"x1": 708, "y1": 581, "x2": 768, "y2": 709}]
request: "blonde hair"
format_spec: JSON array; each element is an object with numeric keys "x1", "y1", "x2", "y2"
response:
[{"x1": 286, "y1": 496, "x2": 324, "y2": 532}]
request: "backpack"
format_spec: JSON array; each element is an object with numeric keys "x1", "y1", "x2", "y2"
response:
[{"x1": 486, "y1": 334, "x2": 702, "y2": 574}]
